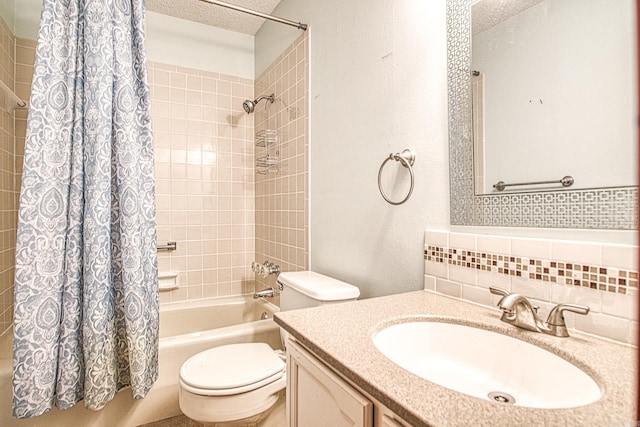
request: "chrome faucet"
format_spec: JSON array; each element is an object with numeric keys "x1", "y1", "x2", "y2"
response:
[
  {"x1": 251, "y1": 261, "x2": 280, "y2": 278},
  {"x1": 253, "y1": 287, "x2": 275, "y2": 299},
  {"x1": 489, "y1": 287, "x2": 589, "y2": 337}
]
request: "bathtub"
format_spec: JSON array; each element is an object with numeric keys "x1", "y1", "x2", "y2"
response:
[{"x1": 0, "y1": 294, "x2": 281, "y2": 427}]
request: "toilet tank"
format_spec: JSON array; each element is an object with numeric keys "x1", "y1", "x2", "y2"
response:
[{"x1": 277, "y1": 271, "x2": 360, "y2": 312}]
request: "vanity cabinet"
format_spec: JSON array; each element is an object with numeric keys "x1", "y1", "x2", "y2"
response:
[{"x1": 286, "y1": 338, "x2": 409, "y2": 427}]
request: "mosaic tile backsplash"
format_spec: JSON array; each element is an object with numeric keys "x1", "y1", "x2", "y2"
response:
[
  {"x1": 425, "y1": 246, "x2": 638, "y2": 296},
  {"x1": 424, "y1": 230, "x2": 638, "y2": 344}
]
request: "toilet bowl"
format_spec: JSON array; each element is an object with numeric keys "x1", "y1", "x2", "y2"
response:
[
  {"x1": 179, "y1": 343, "x2": 286, "y2": 425},
  {"x1": 178, "y1": 271, "x2": 360, "y2": 426}
]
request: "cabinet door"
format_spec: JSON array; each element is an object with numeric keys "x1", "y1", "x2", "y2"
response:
[
  {"x1": 287, "y1": 339, "x2": 373, "y2": 427},
  {"x1": 375, "y1": 402, "x2": 412, "y2": 427},
  {"x1": 379, "y1": 414, "x2": 408, "y2": 427}
]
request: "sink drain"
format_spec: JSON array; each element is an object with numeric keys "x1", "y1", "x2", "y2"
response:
[{"x1": 488, "y1": 391, "x2": 516, "y2": 405}]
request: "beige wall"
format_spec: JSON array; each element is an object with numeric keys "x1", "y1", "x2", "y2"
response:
[
  {"x1": 254, "y1": 32, "x2": 309, "y2": 298},
  {"x1": 256, "y1": 0, "x2": 449, "y2": 299}
]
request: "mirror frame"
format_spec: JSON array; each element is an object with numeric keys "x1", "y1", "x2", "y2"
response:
[{"x1": 447, "y1": 0, "x2": 638, "y2": 229}]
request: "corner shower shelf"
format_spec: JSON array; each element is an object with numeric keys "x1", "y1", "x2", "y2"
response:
[
  {"x1": 256, "y1": 129, "x2": 278, "y2": 147},
  {"x1": 256, "y1": 129, "x2": 279, "y2": 174}
]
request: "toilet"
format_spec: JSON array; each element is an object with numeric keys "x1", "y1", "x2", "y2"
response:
[{"x1": 178, "y1": 271, "x2": 360, "y2": 426}]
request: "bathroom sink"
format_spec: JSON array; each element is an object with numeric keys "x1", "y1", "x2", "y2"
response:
[{"x1": 373, "y1": 321, "x2": 601, "y2": 409}]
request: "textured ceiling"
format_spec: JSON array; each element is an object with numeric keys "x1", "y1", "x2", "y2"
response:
[
  {"x1": 472, "y1": 0, "x2": 544, "y2": 34},
  {"x1": 147, "y1": 0, "x2": 283, "y2": 35}
]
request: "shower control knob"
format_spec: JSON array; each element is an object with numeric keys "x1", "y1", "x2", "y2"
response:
[{"x1": 251, "y1": 260, "x2": 281, "y2": 277}]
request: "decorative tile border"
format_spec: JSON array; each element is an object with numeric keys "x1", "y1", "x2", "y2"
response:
[{"x1": 425, "y1": 245, "x2": 639, "y2": 295}]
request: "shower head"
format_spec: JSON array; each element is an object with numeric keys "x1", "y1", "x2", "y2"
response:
[{"x1": 242, "y1": 94, "x2": 275, "y2": 113}]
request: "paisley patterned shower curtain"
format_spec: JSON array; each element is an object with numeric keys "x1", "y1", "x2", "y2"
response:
[{"x1": 12, "y1": 0, "x2": 158, "y2": 418}]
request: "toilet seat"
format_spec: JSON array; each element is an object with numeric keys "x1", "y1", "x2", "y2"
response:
[{"x1": 179, "y1": 343, "x2": 285, "y2": 396}]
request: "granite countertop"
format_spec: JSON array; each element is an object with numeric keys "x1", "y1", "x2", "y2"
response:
[{"x1": 274, "y1": 291, "x2": 637, "y2": 427}]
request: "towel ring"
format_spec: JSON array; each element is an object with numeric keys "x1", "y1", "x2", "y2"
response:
[{"x1": 378, "y1": 149, "x2": 415, "y2": 205}]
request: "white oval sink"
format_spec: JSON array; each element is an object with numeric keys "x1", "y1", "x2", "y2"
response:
[{"x1": 373, "y1": 321, "x2": 601, "y2": 409}]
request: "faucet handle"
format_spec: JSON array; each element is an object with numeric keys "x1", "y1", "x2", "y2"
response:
[
  {"x1": 545, "y1": 303, "x2": 590, "y2": 337},
  {"x1": 490, "y1": 287, "x2": 540, "y2": 313},
  {"x1": 547, "y1": 304, "x2": 590, "y2": 325},
  {"x1": 489, "y1": 287, "x2": 510, "y2": 298}
]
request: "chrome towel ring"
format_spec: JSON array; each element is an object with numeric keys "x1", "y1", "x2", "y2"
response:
[{"x1": 378, "y1": 149, "x2": 415, "y2": 205}]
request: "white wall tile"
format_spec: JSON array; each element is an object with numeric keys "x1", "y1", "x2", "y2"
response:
[
  {"x1": 573, "y1": 312, "x2": 630, "y2": 343},
  {"x1": 551, "y1": 240, "x2": 601, "y2": 266},
  {"x1": 476, "y1": 234, "x2": 510, "y2": 255},
  {"x1": 602, "y1": 244, "x2": 638, "y2": 271},
  {"x1": 449, "y1": 265, "x2": 477, "y2": 286},
  {"x1": 550, "y1": 284, "x2": 602, "y2": 314},
  {"x1": 424, "y1": 275, "x2": 436, "y2": 292},
  {"x1": 462, "y1": 285, "x2": 492, "y2": 306},
  {"x1": 436, "y1": 278, "x2": 462, "y2": 299},
  {"x1": 511, "y1": 237, "x2": 551, "y2": 259},
  {"x1": 424, "y1": 230, "x2": 448, "y2": 248},
  {"x1": 449, "y1": 232, "x2": 476, "y2": 250},
  {"x1": 477, "y1": 269, "x2": 510, "y2": 291},
  {"x1": 424, "y1": 259, "x2": 448, "y2": 279},
  {"x1": 511, "y1": 276, "x2": 551, "y2": 301},
  {"x1": 601, "y1": 291, "x2": 638, "y2": 321}
]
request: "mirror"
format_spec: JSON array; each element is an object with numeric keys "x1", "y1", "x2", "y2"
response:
[
  {"x1": 447, "y1": 0, "x2": 638, "y2": 229},
  {"x1": 471, "y1": 0, "x2": 636, "y2": 195}
]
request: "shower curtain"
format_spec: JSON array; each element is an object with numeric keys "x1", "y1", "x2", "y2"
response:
[{"x1": 12, "y1": 0, "x2": 159, "y2": 418}]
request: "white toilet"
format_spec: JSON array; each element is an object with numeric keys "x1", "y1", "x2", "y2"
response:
[{"x1": 178, "y1": 271, "x2": 360, "y2": 426}]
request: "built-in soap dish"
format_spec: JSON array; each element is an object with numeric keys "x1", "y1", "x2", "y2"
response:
[{"x1": 158, "y1": 271, "x2": 179, "y2": 291}]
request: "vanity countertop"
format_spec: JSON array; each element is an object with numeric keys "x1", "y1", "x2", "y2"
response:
[{"x1": 274, "y1": 291, "x2": 636, "y2": 426}]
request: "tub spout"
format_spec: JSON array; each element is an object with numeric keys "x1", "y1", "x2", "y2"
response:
[{"x1": 253, "y1": 287, "x2": 275, "y2": 299}]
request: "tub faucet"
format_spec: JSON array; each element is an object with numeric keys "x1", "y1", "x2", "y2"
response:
[
  {"x1": 489, "y1": 287, "x2": 589, "y2": 337},
  {"x1": 253, "y1": 287, "x2": 275, "y2": 299}
]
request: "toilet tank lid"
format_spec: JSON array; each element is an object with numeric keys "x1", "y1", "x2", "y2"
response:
[{"x1": 277, "y1": 271, "x2": 360, "y2": 301}]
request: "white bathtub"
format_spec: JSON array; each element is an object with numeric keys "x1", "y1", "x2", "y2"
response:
[{"x1": 0, "y1": 295, "x2": 281, "y2": 427}]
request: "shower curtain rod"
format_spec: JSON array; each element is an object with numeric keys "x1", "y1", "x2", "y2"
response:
[{"x1": 199, "y1": 0, "x2": 308, "y2": 31}]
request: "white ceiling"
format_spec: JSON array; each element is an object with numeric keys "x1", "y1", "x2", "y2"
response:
[
  {"x1": 148, "y1": 0, "x2": 544, "y2": 39},
  {"x1": 472, "y1": 0, "x2": 544, "y2": 34},
  {"x1": 146, "y1": 0, "x2": 283, "y2": 35}
]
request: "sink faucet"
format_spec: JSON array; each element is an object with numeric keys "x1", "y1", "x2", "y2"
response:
[{"x1": 489, "y1": 287, "x2": 589, "y2": 337}]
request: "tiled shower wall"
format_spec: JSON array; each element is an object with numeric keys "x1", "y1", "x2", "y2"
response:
[
  {"x1": 0, "y1": 18, "x2": 31, "y2": 337},
  {"x1": 424, "y1": 230, "x2": 639, "y2": 344},
  {"x1": 149, "y1": 62, "x2": 257, "y2": 303},
  {"x1": 0, "y1": 16, "x2": 15, "y2": 336},
  {"x1": 1, "y1": 32, "x2": 309, "y2": 314},
  {"x1": 7, "y1": 48, "x2": 259, "y2": 309},
  {"x1": 254, "y1": 32, "x2": 309, "y2": 297}
]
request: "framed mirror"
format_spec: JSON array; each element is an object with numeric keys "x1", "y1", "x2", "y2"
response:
[{"x1": 447, "y1": 0, "x2": 638, "y2": 229}]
